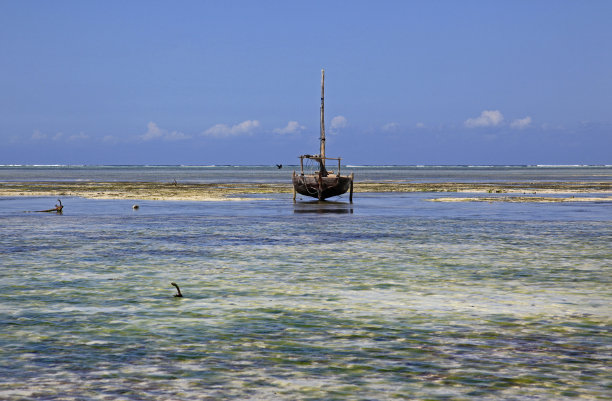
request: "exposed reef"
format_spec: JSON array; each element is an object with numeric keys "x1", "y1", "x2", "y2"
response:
[{"x1": 0, "y1": 181, "x2": 609, "y2": 201}]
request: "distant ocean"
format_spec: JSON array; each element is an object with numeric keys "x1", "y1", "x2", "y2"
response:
[
  {"x1": 1, "y1": 164, "x2": 611, "y2": 183},
  {"x1": 1, "y1": 165, "x2": 610, "y2": 400}
]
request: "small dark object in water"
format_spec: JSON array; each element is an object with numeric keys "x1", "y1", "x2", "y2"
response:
[
  {"x1": 36, "y1": 199, "x2": 63, "y2": 213},
  {"x1": 276, "y1": 164, "x2": 283, "y2": 169},
  {"x1": 132, "y1": 204, "x2": 139, "y2": 210},
  {"x1": 171, "y1": 282, "x2": 183, "y2": 297}
]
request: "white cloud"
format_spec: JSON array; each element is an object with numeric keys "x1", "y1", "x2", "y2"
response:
[
  {"x1": 31, "y1": 130, "x2": 47, "y2": 140},
  {"x1": 165, "y1": 131, "x2": 191, "y2": 140},
  {"x1": 31, "y1": 130, "x2": 89, "y2": 142},
  {"x1": 330, "y1": 115, "x2": 347, "y2": 133},
  {"x1": 68, "y1": 132, "x2": 90, "y2": 141},
  {"x1": 140, "y1": 121, "x2": 191, "y2": 141},
  {"x1": 203, "y1": 120, "x2": 261, "y2": 137},
  {"x1": 510, "y1": 116, "x2": 532, "y2": 129},
  {"x1": 382, "y1": 122, "x2": 399, "y2": 132},
  {"x1": 141, "y1": 122, "x2": 164, "y2": 140},
  {"x1": 102, "y1": 135, "x2": 119, "y2": 143},
  {"x1": 273, "y1": 121, "x2": 305, "y2": 135},
  {"x1": 464, "y1": 110, "x2": 504, "y2": 128}
]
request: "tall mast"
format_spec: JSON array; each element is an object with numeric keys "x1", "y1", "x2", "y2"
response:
[{"x1": 319, "y1": 69, "x2": 326, "y2": 168}]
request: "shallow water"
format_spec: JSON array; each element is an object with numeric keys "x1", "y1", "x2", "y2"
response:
[{"x1": 1, "y1": 189, "x2": 610, "y2": 400}]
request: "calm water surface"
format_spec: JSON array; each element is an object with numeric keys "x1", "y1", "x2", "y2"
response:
[{"x1": 0, "y1": 167, "x2": 610, "y2": 400}]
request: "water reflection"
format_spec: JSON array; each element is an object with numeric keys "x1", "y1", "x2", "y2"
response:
[{"x1": 293, "y1": 200, "x2": 354, "y2": 214}]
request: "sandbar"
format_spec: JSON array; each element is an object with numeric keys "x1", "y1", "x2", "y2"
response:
[{"x1": 0, "y1": 181, "x2": 610, "y2": 201}]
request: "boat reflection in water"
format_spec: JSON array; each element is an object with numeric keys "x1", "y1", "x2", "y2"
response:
[{"x1": 293, "y1": 200, "x2": 353, "y2": 214}]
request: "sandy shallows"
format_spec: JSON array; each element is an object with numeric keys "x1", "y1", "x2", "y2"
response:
[{"x1": 0, "y1": 181, "x2": 610, "y2": 201}]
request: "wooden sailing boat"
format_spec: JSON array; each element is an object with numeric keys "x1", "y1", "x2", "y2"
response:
[{"x1": 292, "y1": 70, "x2": 354, "y2": 202}]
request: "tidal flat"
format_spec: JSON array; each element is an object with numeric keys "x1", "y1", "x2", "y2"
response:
[{"x1": 0, "y1": 180, "x2": 610, "y2": 202}]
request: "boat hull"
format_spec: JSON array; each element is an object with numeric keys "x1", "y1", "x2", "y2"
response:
[{"x1": 292, "y1": 174, "x2": 352, "y2": 200}]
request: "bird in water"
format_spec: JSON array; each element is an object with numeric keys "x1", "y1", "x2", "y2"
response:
[
  {"x1": 171, "y1": 282, "x2": 183, "y2": 297},
  {"x1": 276, "y1": 164, "x2": 283, "y2": 169}
]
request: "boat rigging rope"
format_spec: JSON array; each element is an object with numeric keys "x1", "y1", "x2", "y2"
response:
[{"x1": 300, "y1": 157, "x2": 323, "y2": 197}]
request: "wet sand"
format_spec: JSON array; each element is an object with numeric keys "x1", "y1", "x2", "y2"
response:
[{"x1": 1, "y1": 180, "x2": 610, "y2": 202}]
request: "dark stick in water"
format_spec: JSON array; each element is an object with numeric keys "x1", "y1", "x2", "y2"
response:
[
  {"x1": 35, "y1": 199, "x2": 63, "y2": 213},
  {"x1": 171, "y1": 282, "x2": 183, "y2": 297}
]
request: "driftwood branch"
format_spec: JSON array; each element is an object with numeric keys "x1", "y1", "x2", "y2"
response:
[
  {"x1": 35, "y1": 199, "x2": 63, "y2": 213},
  {"x1": 171, "y1": 282, "x2": 183, "y2": 297}
]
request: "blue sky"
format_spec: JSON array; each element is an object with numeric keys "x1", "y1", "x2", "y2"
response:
[{"x1": 1, "y1": 1, "x2": 610, "y2": 165}]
